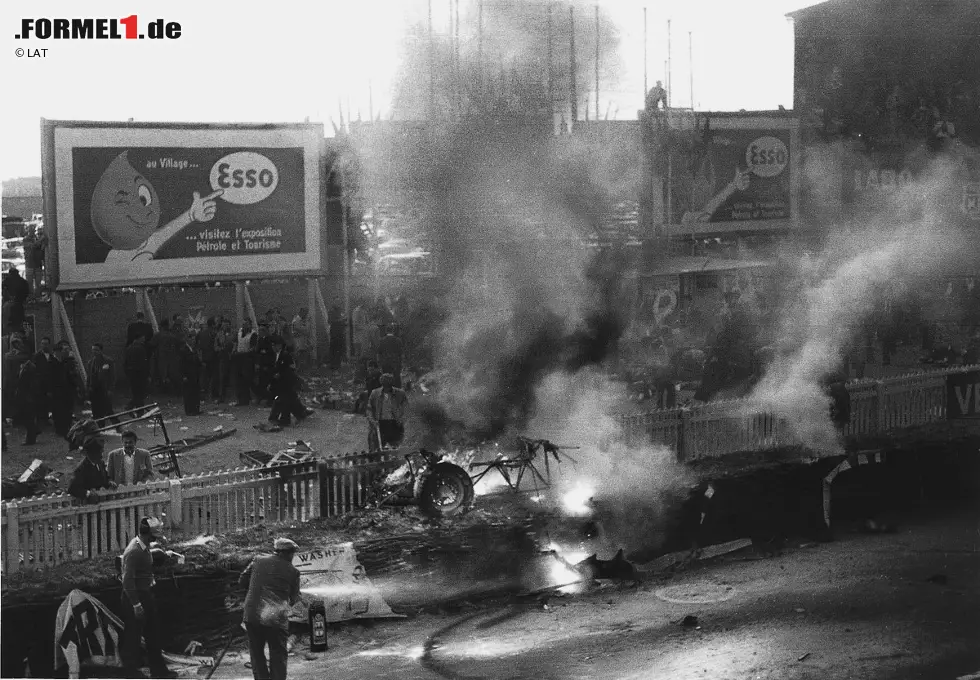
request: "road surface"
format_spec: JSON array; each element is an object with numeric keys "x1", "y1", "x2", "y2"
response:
[{"x1": 207, "y1": 504, "x2": 980, "y2": 680}]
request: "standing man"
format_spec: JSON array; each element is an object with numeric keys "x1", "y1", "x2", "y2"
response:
[
  {"x1": 33, "y1": 336, "x2": 56, "y2": 430},
  {"x1": 254, "y1": 323, "x2": 275, "y2": 406},
  {"x1": 213, "y1": 318, "x2": 235, "y2": 403},
  {"x1": 367, "y1": 373, "x2": 408, "y2": 451},
  {"x1": 14, "y1": 347, "x2": 40, "y2": 446},
  {"x1": 377, "y1": 326, "x2": 405, "y2": 388},
  {"x1": 197, "y1": 317, "x2": 217, "y2": 401},
  {"x1": 2, "y1": 267, "x2": 29, "y2": 328},
  {"x1": 67, "y1": 438, "x2": 112, "y2": 502},
  {"x1": 23, "y1": 226, "x2": 47, "y2": 301},
  {"x1": 180, "y1": 331, "x2": 202, "y2": 416},
  {"x1": 127, "y1": 311, "x2": 154, "y2": 347},
  {"x1": 328, "y1": 299, "x2": 346, "y2": 369},
  {"x1": 125, "y1": 335, "x2": 149, "y2": 409},
  {"x1": 268, "y1": 337, "x2": 308, "y2": 427},
  {"x1": 50, "y1": 341, "x2": 80, "y2": 439},
  {"x1": 239, "y1": 537, "x2": 301, "y2": 680},
  {"x1": 85, "y1": 343, "x2": 116, "y2": 421},
  {"x1": 120, "y1": 517, "x2": 177, "y2": 679},
  {"x1": 233, "y1": 319, "x2": 258, "y2": 406},
  {"x1": 290, "y1": 307, "x2": 311, "y2": 373},
  {"x1": 107, "y1": 430, "x2": 155, "y2": 487}
]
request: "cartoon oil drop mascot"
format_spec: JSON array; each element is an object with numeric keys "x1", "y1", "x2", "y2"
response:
[{"x1": 91, "y1": 151, "x2": 223, "y2": 264}]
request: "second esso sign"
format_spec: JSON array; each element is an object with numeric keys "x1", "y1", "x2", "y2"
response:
[
  {"x1": 746, "y1": 136, "x2": 789, "y2": 178},
  {"x1": 209, "y1": 151, "x2": 279, "y2": 205}
]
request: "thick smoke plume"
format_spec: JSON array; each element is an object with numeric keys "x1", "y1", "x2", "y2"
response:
[
  {"x1": 364, "y1": 0, "x2": 635, "y2": 443},
  {"x1": 746, "y1": 145, "x2": 975, "y2": 452}
]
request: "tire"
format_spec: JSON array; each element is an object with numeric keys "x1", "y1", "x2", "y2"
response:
[{"x1": 415, "y1": 463, "x2": 475, "y2": 518}]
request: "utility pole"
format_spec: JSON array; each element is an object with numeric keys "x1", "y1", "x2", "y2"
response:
[
  {"x1": 428, "y1": 0, "x2": 435, "y2": 121},
  {"x1": 595, "y1": 4, "x2": 600, "y2": 121},
  {"x1": 689, "y1": 31, "x2": 694, "y2": 109},
  {"x1": 548, "y1": 3, "x2": 554, "y2": 126},
  {"x1": 643, "y1": 7, "x2": 648, "y2": 97},
  {"x1": 667, "y1": 19, "x2": 672, "y2": 104},
  {"x1": 570, "y1": 6, "x2": 577, "y2": 123}
]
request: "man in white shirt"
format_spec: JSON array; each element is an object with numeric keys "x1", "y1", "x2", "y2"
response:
[
  {"x1": 367, "y1": 373, "x2": 408, "y2": 451},
  {"x1": 107, "y1": 430, "x2": 155, "y2": 486}
]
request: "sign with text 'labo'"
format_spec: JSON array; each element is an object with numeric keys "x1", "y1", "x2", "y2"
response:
[
  {"x1": 947, "y1": 370, "x2": 980, "y2": 419},
  {"x1": 43, "y1": 121, "x2": 324, "y2": 290}
]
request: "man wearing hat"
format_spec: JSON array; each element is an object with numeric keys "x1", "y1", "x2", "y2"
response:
[
  {"x1": 121, "y1": 516, "x2": 177, "y2": 678},
  {"x1": 107, "y1": 430, "x2": 156, "y2": 487},
  {"x1": 267, "y1": 336, "x2": 309, "y2": 427},
  {"x1": 67, "y1": 438, "x2": 112, "y2": 502},
  {"x1": 239, "y1": 537, "x2": 301, "y2": 680}
]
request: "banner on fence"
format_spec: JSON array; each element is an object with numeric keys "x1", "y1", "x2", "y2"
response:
[
  {"x1": 289, "y1": 542, "x2": 402, "y2": 623},
  {"x1": 54, "y1": 590, "x2": 124, "y2": 678},
  {"x1": 947, "y1": 370, "x2": 980, "y2": 418}
]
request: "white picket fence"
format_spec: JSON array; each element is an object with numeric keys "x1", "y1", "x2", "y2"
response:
[
  {"x1": 2, "y1": 366, "x2": 973, "y2": 574},
  {"x1": 616, "y1": 365, "x2": 978, "y2": 461},
  {"x1": 1, "y1": 452, "x2": 403, "y2": 575}
]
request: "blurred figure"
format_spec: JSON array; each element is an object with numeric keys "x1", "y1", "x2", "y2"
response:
[
  {"x1": 214, "y1": 318, "x2": 235, "y2": 403},
  {"x1": 126, "y1": 311, "x2": 154, "y2": 347},
  {"x1": 254, "y1": 323, "x2": 275, "y2": 405},
  {"x1": 85, "y1": 342, "x2": 116, "y2": 421},
  {"x1": 50, "y1": 341, "x2": 80, "y2": 438},
  {"x1": 2, "y1": 267, "x2": 29, "y2": 328},
  {"x1": 197, "y1": 317, "x2": 217, "y2": 400},
  {"x1": 377, "y1": 326, "x2": 404, "y2": 388},
  {"x1": 367, "y1": 373, "x2": 407, "y2": 451},
  {"x1": 125, "y1": 335, "x2": 149, "y2": 409},
  {"x1": 13, "y1": 344, "x2": 40, "y2": 445},
  {"x1": 22, "y1": 226, "x2": 47, "y2": 300},
  {"x1": 268, "y1": 336, "x2": 309, "y2": 427},
  {"x1": 645, "y1": 80, "x2": 669, "y2": 112},
  {"x1": 233, "y1": 319, "x2": 258, "y2": 406},
  {"x1": 290, "y1": 307, "x2": 311, "y2": 373},
  {"x1": 180, "y1": 331, "x2": 202, "y2": 416}
]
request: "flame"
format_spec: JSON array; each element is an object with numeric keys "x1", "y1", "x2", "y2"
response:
[
  {"x1": 473, "y1": 473, "x2": 508, "y2": 496},
  {"x1": 547, "y1": 543, "x2": 589, "y2": 593},
  {"x1": 357, "y1": 645, "x2": 425, "y2": 659},
  {"x1": 561, "y1": 482, "x2": 595, "y2": 516}
]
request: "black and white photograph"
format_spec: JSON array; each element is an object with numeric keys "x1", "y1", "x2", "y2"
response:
[{"x1": 1, "y1": 1, "x2": 979, "y2": 678}]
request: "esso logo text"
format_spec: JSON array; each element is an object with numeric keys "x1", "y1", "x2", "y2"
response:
[
  {"x1": 209, "y1": 152, "x2": 279, "y2": 205},
  {"x1": 746, "y1": 136, "x2": 789, "y2": 178}
]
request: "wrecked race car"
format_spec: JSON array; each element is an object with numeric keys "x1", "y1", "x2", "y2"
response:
[{"x1": 372, "y1": 448, "x2": 475, "y2": 519}]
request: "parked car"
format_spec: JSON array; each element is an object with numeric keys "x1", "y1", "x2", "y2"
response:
[{"x1": 2, "y1": 216, "x2": 27, "y2": 239}]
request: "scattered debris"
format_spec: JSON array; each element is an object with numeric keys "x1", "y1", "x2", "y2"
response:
[
  {"x1": 254, "y1": 422, "x2": 283, "y2": 433},
  {"x1": 797, "y1": 652, "x2": 811, "y2": 662},
  {"x1": 682, "y1": 615, "x2": 699, "y2": 628},
  {"x1": 574, "y1": 549, "x2": 638, "y2": 582},
  {"x1": 304, "y1": 653, "x2": 319, "y2": 661}
]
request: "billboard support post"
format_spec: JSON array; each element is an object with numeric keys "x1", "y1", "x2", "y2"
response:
[
  {"x1": 313, "y1": 281, "x2": 332, "y2": 367},
  {"x1": 241, "y1": 283, "x2": 258, "y2": 329},
  {"x1": 307, "y1": 278, "x2": 319, "y2": 364},
  {"x1": 141, "y1": 290, "x2": 160, "y2": 333},
  {"x1": 53, "y1": 293, "x2": 87, "y2": 386}
]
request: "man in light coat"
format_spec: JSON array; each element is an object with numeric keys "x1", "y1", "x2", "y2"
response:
[
  {"x1": 367, "y1": 372, "x2": 408, "y2": 451},
  {"x1": 107, "y1": 430, "x2": 155, "y2": 486}
]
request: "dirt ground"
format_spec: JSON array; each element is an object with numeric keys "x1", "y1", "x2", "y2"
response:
[{"x1": 202, "y1": 504, "x2": 980, "y2": 680}]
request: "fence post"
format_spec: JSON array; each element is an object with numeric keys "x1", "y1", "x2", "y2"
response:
[
  {"x1": 677, "y1": 410, "x2": 689, "y2": 462},
  {"x1": 5, "y1": 504, "x2": 19, "y2": 574},
  {"x1": 168, "y1": 479, "x2": 183, "y2": 530},
  {"x1": 876, "y1": 380, "x2": 887, "y2": 433},
  {"x1": 317, "y1": 461, "x2": 333, "y2": 518}
]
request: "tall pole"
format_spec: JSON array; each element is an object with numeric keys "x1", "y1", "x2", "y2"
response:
[
  {"x1": 478, "y1": 0, "x2": 484, "y2": 100},
  {"x1": 455, "y1": 0, "x2": 461, "y2": 116},
  {"x1": 547, "y1": 3, "x2": 554, "y2": 125},
  {"x1": 689, "y1": 31, "x2": 694, "y2": 109},
  {"x1": 428, "y1": 0, "x2": 435, "y2": 121},
  {"x1": 570, "y1": 6, "x2": 577, "y2": 123},
  {"x1": 643, "y1": 7, "x2": 648, "y2": 97},
  {"x1": 594, "y1": 4, "x2": 600, "y2": 121},
  {"x1": 667, "y1": 19, "x2": 672, "y2": 104},
  {"x1": 369, "y1": 79, "x2": 374, "y2": 122}
]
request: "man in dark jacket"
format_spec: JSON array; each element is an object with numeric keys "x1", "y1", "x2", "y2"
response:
[
  {"x1": 2, "y1": 267, "x2": 29, "y2": 328},
  {"x1": 126, "y1": 311, "x2": 154, "y2": 347},
  {"x1": 254, "y1": 323, "x2": 275, "y2": 405},
  {"x1": 125, "y1": 335, "x2": 149, "y2": 408},
  {"x1": 49, "y1": 341, "x2": 80, "y2": 438},
  {"x1": 197, "y1": 317, "x2": 217, "y2": 400},
  {"x1": 268, "y1": 337, "x2": 308, "y2": 426},
  {"x1": 14, "y1": 349, "x2": 41, "y2": 445},
  {"x1": 180, "y1": 332, "x2": 202, "y2": 416},
  {"x1": 86, "y1": 343, "x2": 117, "y2": 421},
  {"x1": 67, "y1": 438, "x2": 112, "y2": 502},
  {"x1": 377, "y1": 327, "x2": 404, "y2": 388},
  {"x1": 33, "y1": 336, "x2": 56, "y2": 429}
]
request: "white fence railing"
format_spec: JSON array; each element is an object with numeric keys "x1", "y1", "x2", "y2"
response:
[
  {"x1": 616, "y1": 365, "x2": 979, "y2": 462},
  {"x1": 1, "y1": 452, "x2": 403, "y2": 575}
]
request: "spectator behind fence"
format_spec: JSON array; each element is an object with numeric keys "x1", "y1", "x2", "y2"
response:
[
  {"x1": 85, "y1": 342, "x2": 116, "y2": 421},
  {"x1": 68, "y1": 438, "x2": 112, "y2": 502},
  {"x1": 107, "y1": 430, "x2": 155, "y2": 486}
]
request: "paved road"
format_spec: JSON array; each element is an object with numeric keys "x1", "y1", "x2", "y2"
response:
[{"x1": 208, "y1": 505, "x2": 980, "y2": 680}]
